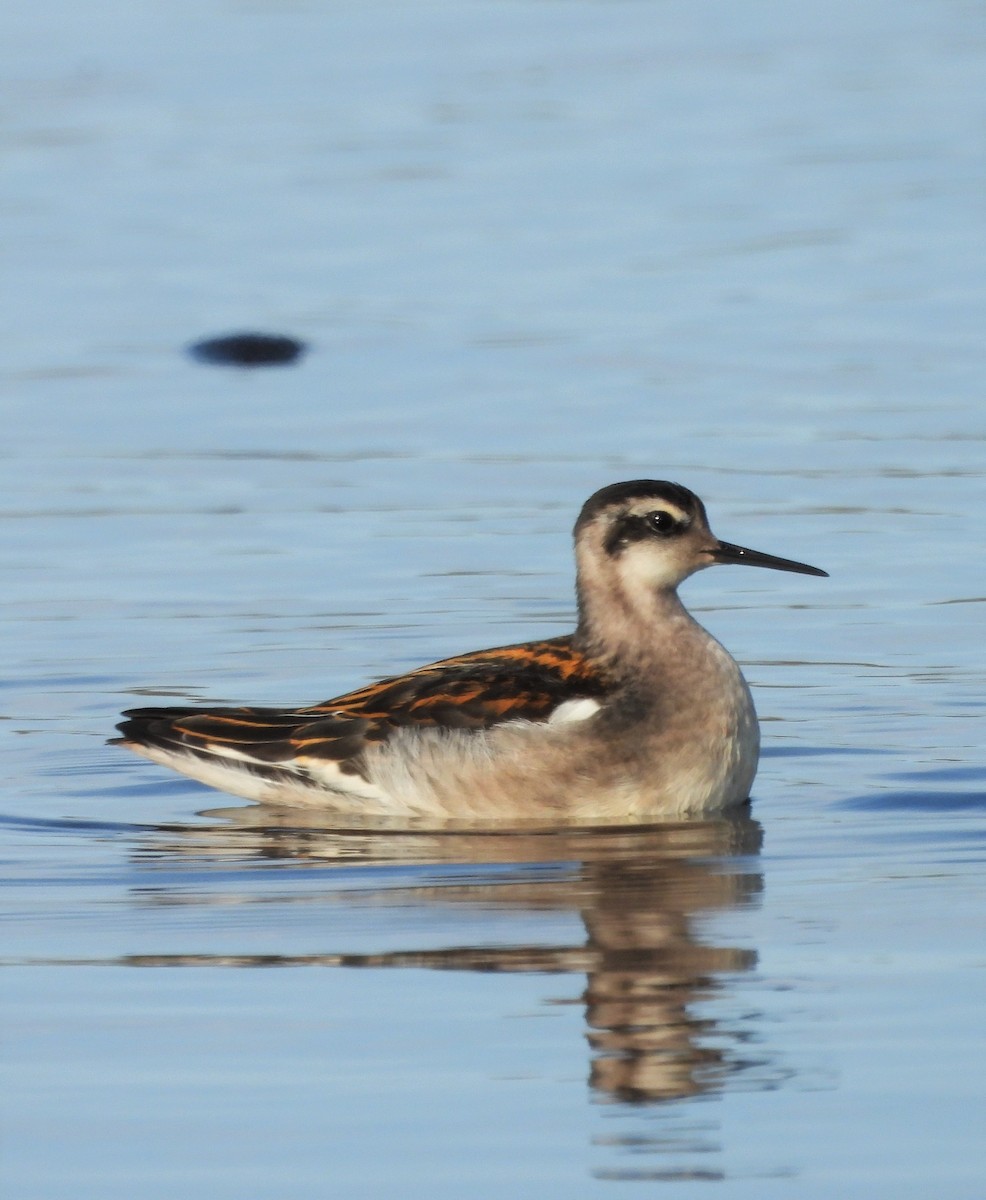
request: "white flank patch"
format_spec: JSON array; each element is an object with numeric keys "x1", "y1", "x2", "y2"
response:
[{"x1": 547, "y1": 697, "x2": 602, "y2": 725}]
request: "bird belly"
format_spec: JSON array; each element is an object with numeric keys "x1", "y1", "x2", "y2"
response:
[{"x1": 357, "y1": 691, "x2": 760, "y2": 822}]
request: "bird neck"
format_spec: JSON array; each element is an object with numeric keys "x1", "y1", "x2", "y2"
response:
[{"x1": 574, "y1": 575, "x2": 700, "y2": 674}]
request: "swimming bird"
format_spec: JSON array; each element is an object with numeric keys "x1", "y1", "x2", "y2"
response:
[{"x1": 114, "y1": 481, "x2": 827, "y2": 822}]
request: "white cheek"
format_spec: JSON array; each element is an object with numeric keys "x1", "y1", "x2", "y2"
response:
[{"x1": 618, "y1": 550, "x2": 684, "y2": 592}]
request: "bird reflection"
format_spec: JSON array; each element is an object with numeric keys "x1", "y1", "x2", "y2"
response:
[
  {"x1": 581, "y1": 849, "x2": 757, "y2": 1103},
  {"x1": 131, "y1": 807, "x2": 763, "y2": 1105}
]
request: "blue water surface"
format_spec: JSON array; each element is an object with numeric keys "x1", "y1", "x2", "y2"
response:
[{"x1": 2, "y1": 1, "x2": 985, "y2": 1196}]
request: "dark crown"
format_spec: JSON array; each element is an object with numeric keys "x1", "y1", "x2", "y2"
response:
[{"x1": 574, "y1": 480, "x2": 706, "y2": 536}]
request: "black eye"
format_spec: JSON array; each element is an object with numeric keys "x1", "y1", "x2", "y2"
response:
[{"x1": 645, "y1": 510, "x2": 677, "y2": 535}]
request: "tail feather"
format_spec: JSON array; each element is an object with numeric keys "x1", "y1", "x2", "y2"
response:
[{"x1": 111, "y1": 705, "x2": 381, "y2": 805}]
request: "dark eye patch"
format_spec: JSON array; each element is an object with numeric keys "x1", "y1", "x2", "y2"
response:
[{"x1": 604, "y1": 509, "x2": 686, "y2": 555}]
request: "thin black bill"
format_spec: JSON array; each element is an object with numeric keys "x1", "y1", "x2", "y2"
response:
[{"x1": 712, "y1": 540, "x2": 828, "y2": 577}]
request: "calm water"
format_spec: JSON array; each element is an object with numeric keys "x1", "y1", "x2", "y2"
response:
[{"x1": 3, "y1": 1, "x2": 985, "y2": 1195}]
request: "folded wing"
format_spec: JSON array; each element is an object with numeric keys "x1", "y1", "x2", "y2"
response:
[{"x1": 115, "y1": 636, "x2": 607, "y2": 790}]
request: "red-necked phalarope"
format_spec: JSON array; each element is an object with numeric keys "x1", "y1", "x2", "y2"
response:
[{"x1": 114, "y1": 481, "x2": 827, "y2": 821}]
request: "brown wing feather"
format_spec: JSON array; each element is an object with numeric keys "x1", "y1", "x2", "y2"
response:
[
  {"x1": 308, "y1": 636, "x2": 603, "y2": 723},
  {"x1": 115, "y1": 635, "x2": 608, "y2": 778}
]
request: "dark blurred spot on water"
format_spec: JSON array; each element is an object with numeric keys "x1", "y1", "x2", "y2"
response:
[{"x1": 188, "y1": 332, "x2": 307, "y2": 368}]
